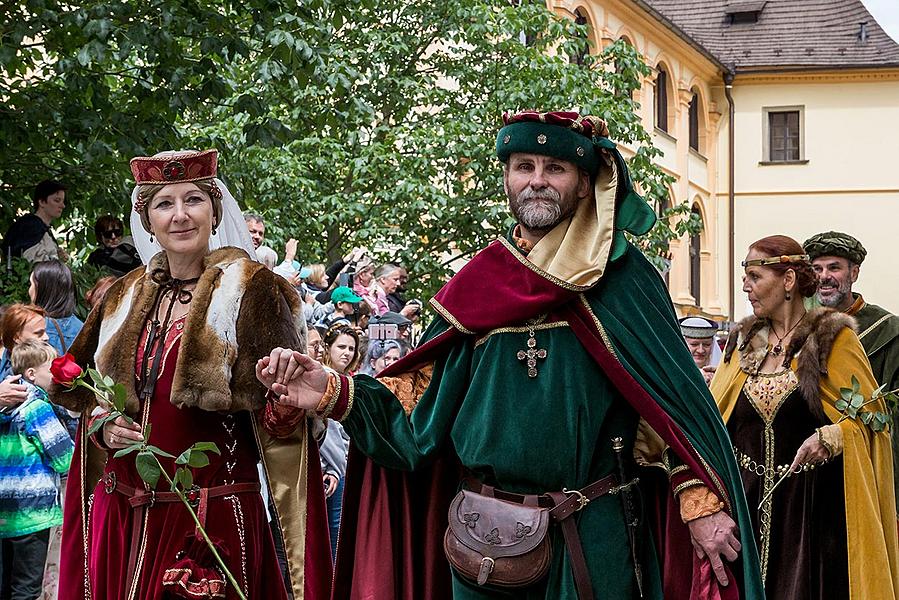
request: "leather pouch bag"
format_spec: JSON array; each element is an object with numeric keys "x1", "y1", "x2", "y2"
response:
[{"x1": 443, "y1": 489, "x2": 552, "y2": 588}]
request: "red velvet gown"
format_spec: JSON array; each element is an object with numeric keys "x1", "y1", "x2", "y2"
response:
[{"x1": 76, "y1": 316, "x2": 290, "y2": 599}]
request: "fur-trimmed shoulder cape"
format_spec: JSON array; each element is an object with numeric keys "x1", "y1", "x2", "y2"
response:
[
  {"x1": 712, "y1": 307, "x2": 899, "y2": 600},
  {"x1": 723, "y1": 307, "x2": 855, "y2": 411},
  {"x1": 54, "y1": 246, "x2": 306, "y2": 414}
]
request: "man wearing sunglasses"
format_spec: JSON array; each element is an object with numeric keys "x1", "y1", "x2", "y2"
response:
[{"x1": 86, "y1": 215, "x2": 142, "y2": 276}]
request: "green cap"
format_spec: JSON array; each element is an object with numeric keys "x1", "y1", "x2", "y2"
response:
[
  {"x1": 332, "y1": 286, "x2": 362, "y2": 304},
  {"x1": 803, "y1": 231, "x2": 867, "y2": 265}
]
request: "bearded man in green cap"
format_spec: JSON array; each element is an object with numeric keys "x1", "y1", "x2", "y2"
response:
[
  {"x1": 258, "y1": 111, "x2": 763, "y2": 600},
  {"x1": 804, "y1": 231, "x2": 899, "y2": 511}
]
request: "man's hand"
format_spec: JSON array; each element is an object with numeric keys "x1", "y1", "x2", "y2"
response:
[
  {"x1": 256, "y1": 349, "x2": 329, "y2": 410},
  {"x1": 0, "y1": 375, "x2": 27, "y2": 408},
  {"x1": 687, "y1": 510, "x2": 741, "y2": 586},
  {"x1": 789, "y1": 432, "x2": 830, "y2": 472},
  {"x1": 323, "y1": 473, "x2": 339, "y2": 497}
]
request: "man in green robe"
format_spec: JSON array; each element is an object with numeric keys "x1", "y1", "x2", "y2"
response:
[
  {"x1": 258, "y1": 111, "x2": 763, "y2": 600},
  {"x1": 804, "y1": 231, "x2": 899, "y2": 512}
]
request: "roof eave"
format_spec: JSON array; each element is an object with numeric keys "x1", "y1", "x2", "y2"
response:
[{"x1": 627, "y1": 0, "x2": 731, "y2": 73}]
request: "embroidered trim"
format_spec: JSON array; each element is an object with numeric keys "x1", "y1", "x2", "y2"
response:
[
  {"x1": 497, "y1": 236, "x2": 590, "y2": 292},
  {"x1": 474, "y1": 321, "x2": 569, "y2": 348},
  {"x1": 578, "y1": 296, "x2": 620, "y2": 360},
  {"x1": 317, "y1": 372, "x2": 341, "y2": 418},
  {"x1": 225, "y1": 494, "x2": 248, "y2": 595},
  {"x1": 340, "y1": 376, "x2": 355, "y2": 422},
  {"x1": 162, "y1": 568, "x2": 226, "y2": 598},
  {"x1": 673, "y1": 478, "x2": 704, "y2": 495},
  {"x1": 858, "y1": 314, "x2": 892, "y2": 342},
  {"x1": 669, "y1": 464, "x2": 690, "y2": 478},
  {"x1": 429, "y1": 298, "x2": 476, "y2": 335}
]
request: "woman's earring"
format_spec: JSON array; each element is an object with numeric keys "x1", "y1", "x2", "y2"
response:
[
  {"x1": 785, "y1": 289, "x2": 792, "y2": 301},
  {"x1": 212, "y1": 221, "x2": 218, "y2": 236},
  {"x1": 149, "y1": 233, "x2": 155, "y2": 243}
]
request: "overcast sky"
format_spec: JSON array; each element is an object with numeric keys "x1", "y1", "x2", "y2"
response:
[{"x1": 861, "y1": 0, "x2": 899, "y2": 43}]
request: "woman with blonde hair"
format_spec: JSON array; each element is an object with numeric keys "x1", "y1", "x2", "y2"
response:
[{"x1": 52, "y1": 150, "x2": 331, "y2": 600}]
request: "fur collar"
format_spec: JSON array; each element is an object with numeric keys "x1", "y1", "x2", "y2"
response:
[
  {"x1": 723, "y1": 307, "x2": 856, "y2": 407},
  {"x1": 89, "y1": 247, "x2": 303, "y2": 415}
]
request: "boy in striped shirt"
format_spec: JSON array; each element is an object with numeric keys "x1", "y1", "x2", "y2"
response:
[{"x1": 0, "y1": 339, "x2": 73, "y2": 598}]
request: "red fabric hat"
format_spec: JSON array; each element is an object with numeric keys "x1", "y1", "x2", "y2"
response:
[
  {"x1": 501, "y1": 110, "x2": 610, "y2": 139},
  {"x1": 129, "y1": 149, "x2": 218, "y2": 185}
]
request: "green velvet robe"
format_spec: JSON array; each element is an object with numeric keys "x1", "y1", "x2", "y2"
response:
[
  {"x1": 854, "y1": 296, "x2": 899, "y2": 515},
  {"x1": 339, "y1": 244, "x2": 763, "y2": 600}
]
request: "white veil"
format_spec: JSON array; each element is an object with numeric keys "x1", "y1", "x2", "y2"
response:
[{"x1": 130, "y1": 177, "x2": 257, "y2": 265}]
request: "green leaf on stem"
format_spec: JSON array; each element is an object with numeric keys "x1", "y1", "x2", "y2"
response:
[
  {"x1": 851, "y1": 393, "x2": 865, "y2": 408},
  {"x1": 188, "y1": 452, "x2": 210, "y2": 469},
  {"x1": 851, "y1": 375, "x2": 860, "y2": 394},
  {"x1": 87, "y1": 413, "x2": 116, "y2": 436},
  {"x1": 145, "y1": 445, "x2": 176, "y2": 459},
  {"x1": 835, "y1": 399, "x2": 849, "y2": 411},
  {"x1": 173, "y1": 466, "x2": 194, "y2": 491},
  {"x1": 113, "y1": 384, "x2": 127, "y2": 412},
  {"x1": 191, "y1": 442, "x2": 221, "y2": 455},
  {"x1": 136, "y1": 451, "x2": 161, "y2": 489},
  {"x1": 88, "y1": 368, "x2": 104, "y2": 389},
  {"x1": 113, "y1": 443, "x2": 143, "y2": 458},
  {"x1": 861, "y1": 412, "x2": 874, "y2": 424}
]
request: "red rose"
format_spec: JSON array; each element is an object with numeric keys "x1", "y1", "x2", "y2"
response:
[{"x1": 51, "y1": 353, "x2": 84, "y2": 387}]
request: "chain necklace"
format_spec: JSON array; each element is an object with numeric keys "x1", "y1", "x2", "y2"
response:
[{"x1": 768, "y1": 312, "x2": 806, "y2": 357}]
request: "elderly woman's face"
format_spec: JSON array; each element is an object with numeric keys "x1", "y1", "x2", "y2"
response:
[
  {"x1": 373, "y1": 347, "x2": 401, "y2": 374},
  {"x1": 146, "y1": 182, "x2": 213, "y2": 258},
  {"x1": 742, "y1": 248, "x2": 787, "y2": 318},
  {"x1": 356, "y1": 267, "x2": 374, "y2": 287}
]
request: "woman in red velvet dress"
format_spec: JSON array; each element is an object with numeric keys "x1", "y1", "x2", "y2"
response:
[{"x1": 51, "y1": 150, "x2": 332, "y2": 599}]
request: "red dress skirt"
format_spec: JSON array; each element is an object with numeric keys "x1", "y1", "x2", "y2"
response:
[{"x1": 69, "y1": 317, "x2": 290, "y2": 599}]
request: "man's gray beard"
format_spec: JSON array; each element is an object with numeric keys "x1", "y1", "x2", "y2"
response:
[
  {"x1": 510, "y1": 187, "x2": 563, "y2": 231},
  {"x1": 817, "y1": 287, "x2": 851, "y2": 308}
]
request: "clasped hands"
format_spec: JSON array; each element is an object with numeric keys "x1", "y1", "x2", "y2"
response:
[{"x1": 255, "y1": 348, "x2": 330, "y2": 410}]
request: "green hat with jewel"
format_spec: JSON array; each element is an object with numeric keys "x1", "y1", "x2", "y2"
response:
[
  {"x1": 803, "y1": 231, "x2": 867, "y2": 265},
  {"x1": 495, "y1": 110, "x2": 656, "y2": 262}
]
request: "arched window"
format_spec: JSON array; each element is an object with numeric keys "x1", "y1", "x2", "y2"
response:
[
  {"x1": 655, "y1": 65, "x2": 670, "y2": 132},
  {"x1": 659, "y1": 193, "x2": 672, "y2": 287},
  {"x1": 689, "y1": 91, "x2": 700, "y2": 151},
  {"x1": 689, "y1": 205, "x2": 703, "y2": 305},
  {"x1": 570, "y1": 8, "x2": 591, "y2": 65}
]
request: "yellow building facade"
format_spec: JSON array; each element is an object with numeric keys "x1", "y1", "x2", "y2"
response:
[{"x1": 551, "y1": 0, "x2": 899, "y2": 322}]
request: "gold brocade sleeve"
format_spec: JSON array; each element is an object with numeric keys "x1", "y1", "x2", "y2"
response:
[{"x1": 377, "y1": 364, "x2": 435, "y2": 415}]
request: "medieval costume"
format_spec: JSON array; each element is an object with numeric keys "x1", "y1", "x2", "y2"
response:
[
  {"x1": 712, "y1": 308, "x2": 899, "y2": 600},
  {"x1": 805, "y1": 230, "x2": 899, "y2": 514},
  {"x1": 51, "y1": 151, "x2": 331, "y2": 600},
  {"x1": 317, "y1": 112, "x2": 764, "y2": 599}
]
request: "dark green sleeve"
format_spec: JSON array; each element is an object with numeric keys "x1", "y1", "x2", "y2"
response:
[{"x1": 341, "y1": 319, "x2": 472, "y2": 471}]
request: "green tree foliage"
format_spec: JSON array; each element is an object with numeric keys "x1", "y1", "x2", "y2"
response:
[{"x1": 1, "y1": 0, "x2": 696, "y2": 302}]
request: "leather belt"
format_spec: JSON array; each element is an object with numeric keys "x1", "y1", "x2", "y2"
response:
[
  {"x1": 467, "y1": 474, "x2": 628, "y2": 600},
  {"x1": 101, "y1": 471, "x2": 260, "y2": 594}
]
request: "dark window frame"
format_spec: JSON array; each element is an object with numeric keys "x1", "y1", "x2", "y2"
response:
[
  {"x1": 767, "y1": 110, "x2": 801, "y2": 162},
  {"x1": 689, "y1": 206, "x2": 702, "y2": 306},
  {"x1": 688, "y1": 92, "x2": 700, "y2": 151},
  {"x1": 655, "y1": 67, "x2": 668, "y2": 132}
]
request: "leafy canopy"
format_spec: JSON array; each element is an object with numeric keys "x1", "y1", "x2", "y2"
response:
[{"x1": 1, "y1": 0, "x2": 695, "y2": 301}]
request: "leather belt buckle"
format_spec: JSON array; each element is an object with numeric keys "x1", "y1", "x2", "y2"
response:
[
  {"x1": 562, "y1": 487, "x2": 589, "y2": 512},
  {"x1": 103, "y1": 472, "x2": 117, "y2": 494},
  {"x1": 184, "y1": 485, "x2": 202, "y2": 508}
]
